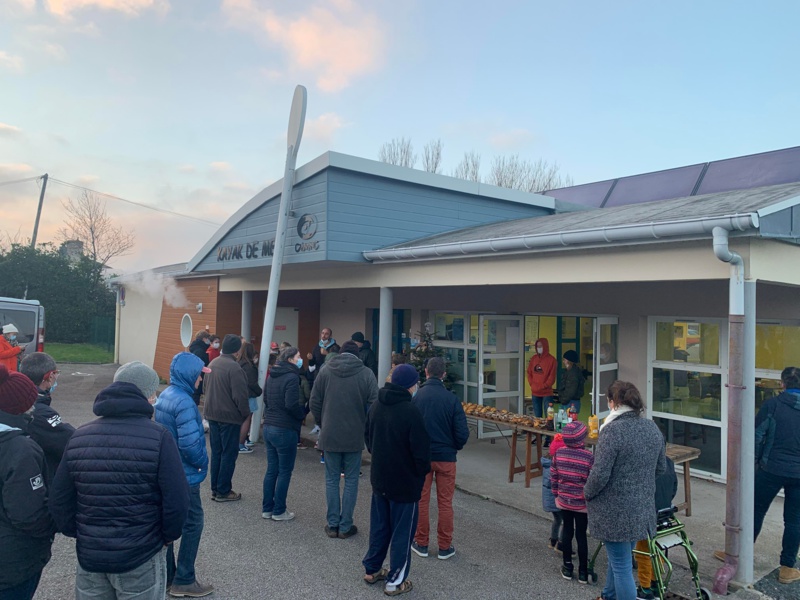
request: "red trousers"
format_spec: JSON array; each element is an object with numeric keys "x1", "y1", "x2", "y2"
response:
[{"x1": 414, "y1": 461, "x2": 457, "y2": 550}]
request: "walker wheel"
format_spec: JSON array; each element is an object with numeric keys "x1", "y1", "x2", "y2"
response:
[{"x1": 699, "y1": 587, "x2": 711, "y2": 600}]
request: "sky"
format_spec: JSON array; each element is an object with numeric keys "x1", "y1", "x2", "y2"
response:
[{"x1": 1, "y1": 0, "x2": 799, "y2": 273}]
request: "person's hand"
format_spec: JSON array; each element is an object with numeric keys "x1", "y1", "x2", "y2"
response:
[{"x1": 320, "y1": 347, "x2": 328, "y2": 356}]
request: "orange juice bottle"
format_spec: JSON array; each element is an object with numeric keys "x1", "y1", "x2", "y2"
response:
[{"x1": 588, "y1": 414, "x2": 599, "y2": 439}]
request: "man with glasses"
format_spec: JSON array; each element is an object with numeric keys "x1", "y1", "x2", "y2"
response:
[{"x1": 21, "y1": 353, "x2": 75, "y2": 481}]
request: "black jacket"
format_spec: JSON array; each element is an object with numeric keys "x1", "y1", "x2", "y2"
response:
[
  {"x1": 239, "y1": 360, "x2": 263, "y2": 399},
  {"x1": 28, "y1": 388, "x2": 75, "y2": 481},
  {"x1": 189, "y1": 339, "x2": 210, "y2": 366},
  {"x1": 654, "y1": 457, "x2": 678, "y2": 513},
  {"x1": 365, "y1": 383, "x2": 431, "y2": 503},
  {"x1": 558, "y1": 364, "x2": 585, "y2": 403},
  {"x1": 264, "y1": 362, "x2": 305, "y2": 433},
  {"x1": 359, "y1": 341, "x2": 378, "y2": 377},
  {"x1": 309, "y1": 341, "x2": 340, "y2": 381},
  {"x1": 756, "y1": 390, "x2": 800, "y2": 478},
  {"x1": 412, "y1": 378, "x2": 469, "y2": 462},
  {"x1": 49, "y1": 382, "x2": 189, "y2": 574},
  {"x1": 0, "y1": 411, "x2": 55, "y2": 590}
]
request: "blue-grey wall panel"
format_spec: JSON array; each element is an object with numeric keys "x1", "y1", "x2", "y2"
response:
[
  {"x1": 326, "y1": 169, "x2": 550, "y2": 261},
  {"x1": 193, "y1": 172, "x2": 328, "y2": 272}
]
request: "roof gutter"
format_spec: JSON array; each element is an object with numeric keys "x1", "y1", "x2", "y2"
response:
[{"x1": 364, "y1": 213, "x2": 760, "y2": 262}]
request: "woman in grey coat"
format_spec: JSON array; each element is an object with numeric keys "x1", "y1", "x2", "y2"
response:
[{"x1": 584, "y1": 381, "x2": 666, "y2": 600}]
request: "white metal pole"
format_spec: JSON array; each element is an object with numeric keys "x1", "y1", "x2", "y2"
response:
[
  {"x1": 378, "y1": 287, "x2": 393, "y2": 382},
  {"x1": 250, "y1": 85, "x2": 307, "y2": 444},
  {"x1": 737, "y1": 279, "x2": 756, "y2": 584}
]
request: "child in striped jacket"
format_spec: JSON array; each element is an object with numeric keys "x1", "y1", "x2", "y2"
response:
[{"x1": 550, "y1": 420, "x2": 594, "y2": 583}]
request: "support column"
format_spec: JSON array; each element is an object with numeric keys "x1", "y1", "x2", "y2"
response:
[
  {"x1": 241, "y1": 291, "x2": 252, "y2": 341},
  {"x1": 736, "y1": 279, "x2": 756, "y2": 584},
  {"x1": 378, "y1": 287, "x2": 393, "y2": 383}
]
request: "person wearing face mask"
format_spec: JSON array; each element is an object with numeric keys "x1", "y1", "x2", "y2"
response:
[
  {"x1": 307, "y1": 327, "x2": 340, "y2": 382},
  {"x1": 0, "y1": 364, "x2": 56, "y2": 600},
  {"x1": 20, "y1": 352, "x2": 75, "y2": 482},
  {"x1": 557, "y1": 350, "x2": 586, "y2": 415},
  {"x1": 310, "y1": 340, "x2": 379, "y2": 538},
  {"x1": 261, "y1": 346, "x2": 307, "y2": 521},
  {"x1": 526, "y1": 338, "x2": 557, "y2": 418},
  {"x1": 206, "y1": 335, "x2": 221, "y2": 363},
  {"x1": 0, "y1": 324, "x2": 24, "y2": 372},
  {"x1": 363, "y1": 364, "x2": 431, "y2": 596}
]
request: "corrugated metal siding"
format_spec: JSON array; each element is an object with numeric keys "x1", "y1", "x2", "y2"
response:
[
  {"x1": 193, "y1": 173, "x2": 328, "y2": 272},
  {"x1": 326, "y1": 169, "x2": 550, "y2": 261}
]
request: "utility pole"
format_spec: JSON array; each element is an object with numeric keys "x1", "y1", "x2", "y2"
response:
[{"x1": 30, "y1": 173, "x2": 48, "y2": 248}]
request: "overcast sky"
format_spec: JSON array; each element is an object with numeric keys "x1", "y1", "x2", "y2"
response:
[{"x1": 2, "y1": 0, "x2": 798, "y2": 272}]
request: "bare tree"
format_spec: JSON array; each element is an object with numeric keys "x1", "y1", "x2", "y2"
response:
[
  {"x1": 58, "y1": 190, "x2": 135, "y2": 273},
  {"x1": 488, "y1": 155, "x2": 573, "y2": 192},
  {"x1": 452, "y1": 151, "x2": 482, "y2": 182},
  {"x1": 422, "y1": 139, "x2": 443, "y2": 174},
  {"x1": 378, "y1": 137, "x2": 417, "y2": 168}
]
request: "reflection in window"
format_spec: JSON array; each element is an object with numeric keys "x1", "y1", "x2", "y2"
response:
[
  {"x1": 655, "y1": 417, "x2": 721, "y2": 475},
  {"x1": 755, "y1": 377, "x2": 782, "y2": 413},
  {"x1": 652, "y1": 368, "x2": 721, "y2": 421},
  {"x1": 433, "y1": 313, "x2": 465, "y2": 342},
  {"x1": 655, "y1": 321, "x2": 720, "y2": 366},
  {"x1": 756, "y1": 324, "x2": 800, "y2": 371}
]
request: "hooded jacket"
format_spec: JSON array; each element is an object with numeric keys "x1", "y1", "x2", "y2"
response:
[
  {"x1": 755, "y1": 389, "x2": 800, "y2": 478},
  {"x1": 558, "y1": 362, "x2": 585, "y2": 404},
  {"x1": 0, "y1": 336, "x2": 22, "y2": 372},
  {"x1": 550, "y1": 429, "x2": 594, "y2": 513},
  {"x1": 49, "y1": 381, "x2": 189, "y2": 574},
  {"x1": 365, "y1": 383, "x2": 431, "y2": 503},
  {"x1": 264, "y1": 361, "x2": 305, "y2": 433},
  {"x1": 412, "y1": 378, "x2": 469, "y2": 462},
  {"x1": 0, "y1": 411, "x2": 55, "y2": 590},
  {"x1": 358, "y1": 341, "x2": 378, "y2": 377},
  {"x1": 28, "y1": 387, "x2": 75, "y2": 481},
  {"x1": 188, "y1": 338, "x2": 210, "y2": 366},
  {"x1": 541, "y1": 457, "x2": 559, "y2": 513},
  {"x1": 203, "y1": 353, "x2": 250, "y2": 425},
  {"x1": 310, "y1": 352, "x2": 378, "y2": 453},
  {"x1": 526, "y1": 338, "x2": 557, "y2": 397},
  {"x1": 155, "y1": 353, "x2": 209, "y2": 487}
]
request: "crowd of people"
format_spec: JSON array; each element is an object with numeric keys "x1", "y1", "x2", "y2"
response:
[{"x1": 1, "y1": 321, "x2": 799, "y2": 599}]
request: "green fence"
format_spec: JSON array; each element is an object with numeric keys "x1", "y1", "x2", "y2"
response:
[{"x1": 90, "y1": 315, "x2": 115, "y2": 352}]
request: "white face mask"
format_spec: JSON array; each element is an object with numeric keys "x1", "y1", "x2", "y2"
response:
[
  {"x1": 536, "y1": 347, "x2": 543, "y2": 355},
  {"x1": 212, "y1": 342, "x2": 220, "y2": 349}
]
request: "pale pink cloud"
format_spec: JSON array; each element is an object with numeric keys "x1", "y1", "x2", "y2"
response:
[
  {"x1": 0, "y1": 51, "x2": 24, "y2": 73},
  {"x1": 45, "y1": 0, "x2": 169, "y2": 17},
  {"x1": 177, "y1": 164, "x2": 196, "y2": 173},
  {"x1": 209, "y1": 161, "x2": 232, "y2": 173},
  {"x1": 44, "y1": 43, "x2": 67, "y2": 61},
  {"x1": 489, "y1": 128, "x2": 535, "y2": 151},
  {"x1": 0, "y1": 163, "x2": 34, "y2": 177},
  {"x1": 76, "y1": 174, "x2": 100, "y2": 185},
  {"x1": 223, "y1": 0, "x2": 385, "y2": 92},
  {"x1": 304, "y1": 112, "x2": 349, "y2": 146},
  {"x1": 0, "y1": 123, "x2": 23, "y2": 137}
]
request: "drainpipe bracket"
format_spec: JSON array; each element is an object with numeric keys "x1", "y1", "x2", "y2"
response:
[
  {"x1": 722, "y1": 521, "x2": 742, "y2": 534},
  {"x1": 724, "y1": 383, "x2": 748, "y2": 390}
]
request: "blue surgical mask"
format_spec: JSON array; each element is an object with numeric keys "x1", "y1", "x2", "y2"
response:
[
  {"x1": 296, "y1": 358, "x2": 303, "y2": 369},
  {"x1": 9, "y1": 335, "x2": 16, "y2": 341},
  {"x1": 412, "y1": 385, "x2": 419, "y2": 398},
  {"x1": 50, "y1": 380, "x2": 57, "y2": 392}
]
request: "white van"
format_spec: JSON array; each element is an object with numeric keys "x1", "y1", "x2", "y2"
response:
[{"x1": 0, "y1": 297, "x2": 45, "y2": 355}]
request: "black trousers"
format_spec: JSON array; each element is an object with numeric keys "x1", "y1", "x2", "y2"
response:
[{"x1": 561, "y1": 509, "x2": 589, "y2": 571}]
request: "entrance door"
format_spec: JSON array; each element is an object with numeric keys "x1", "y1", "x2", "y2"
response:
[
  {"x1": 478, "y1": 315, "x2": 524, "y2": 438},
  {"x1": 593, "y1": 317, "x2": 619, "y2": 419}
]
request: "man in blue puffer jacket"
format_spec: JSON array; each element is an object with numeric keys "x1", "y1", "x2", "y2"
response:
[{"x1": 155, "y1": 352, "x2": 214, "y2": 598}]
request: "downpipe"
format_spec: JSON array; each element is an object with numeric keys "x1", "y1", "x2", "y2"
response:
[{"x1": 712, "y1": 227, "x2": 744, "y2": 595}]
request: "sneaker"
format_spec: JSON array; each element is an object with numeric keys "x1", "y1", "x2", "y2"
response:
[
  {"x1": 320, "y1": 454, "x2": 325, "y2": 464},
  {"x1": 338, "y1": 525, "x2": 358, "y2": 539},
  {"x1": 271, "y1": 511, "x2": 295, "y2": 521},
  {"x1": 244, "y1": 439, "x2": 255, "y2": 447},
  {"x1": 169, "y1": 580, "x2": 214, "y2": 597},
  {"x1": 297, "y1": 442, "x2": 306, "y2": 449},
  {"x1": 637, "y1": 587, "x2": 655, "y2": 600},
  {"x1": 238, "y1": 444, "x2": 253, "y2": 454},
  {"x1": 411, "y1": 542, "x2": 428, "y2": 558},
  {"x1": 324, "y1": 525, "x2": 339, "y2": 538},
  {"x1": 438, "y1": 546, "x2": 455, "y2": 560},
  {"x1": 210, "y1": 491, "x2": 217, "y2": 500},
  {"x1": 548, "y1": 538, "x2": 558, "y2": 550},
  {"x1": 578, "y1": 570, "x2": 589, "y2": 584},
  {"x1": 310, "y1": 425, "x2": 320, "y2": 435},
  {"x1": 262, "y1": 511, "x2": 272, "y2": 519},
  {"x1": 779, "y1": 566, "x2": 800, "y2": 584},
  {"x1": 561, "y1": 563, "x2": 574, "y2": 580},
  {"x1": 212, "y1": 491, "x2": 241, "y2": 502}
]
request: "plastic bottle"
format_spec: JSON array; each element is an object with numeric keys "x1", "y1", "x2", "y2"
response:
[
  {"x1": 555, "y1": 408, "x2": 565, "y2": 431},
  {"x1": 546, "y1": 403, "x2": 554, "y2": 421},
  {"x1": 588, "y1": 414, "x2": 599, "y2": 439}
]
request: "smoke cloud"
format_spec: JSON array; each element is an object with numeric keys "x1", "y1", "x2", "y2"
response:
[{"x1": 124, "y1": 270, "x2": 190, "y2": 309}]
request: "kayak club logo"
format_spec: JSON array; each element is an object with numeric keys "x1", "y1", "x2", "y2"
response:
[{"x1": 297, "y1": 214, "x2": 318, "y2": 240}]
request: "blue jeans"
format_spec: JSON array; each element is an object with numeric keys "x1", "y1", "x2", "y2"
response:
[
  {"x1": 167, "y1": 484, "x2": 204, "y2": 586},
  {"x1": 532, "y1": 395, "x2": 553, "y2": 418},
  {"x1": 262, "y1": 426, "x2": 298, "y2": 516},
  {"x1": 754, "y1": 468, "x2": 800, "y2": 568},
  {"x1": 363, "y1": 493, "x2": 418, "y2": 590},
  {"x1": 602, "y1": 541, "x2": 636, "y2": 600},
  {"x1": 208, "y1": 421, "x2": 241, "y2": 496},
  {"x1": 76, "y1": 547, "x2": 167, "y2": 600},
  {"x1": 0, "y1": 571, "x2": 42, "y2": 600},
  {"x1": 324, "y1": 451, "x2": 362, "y2": 533}
]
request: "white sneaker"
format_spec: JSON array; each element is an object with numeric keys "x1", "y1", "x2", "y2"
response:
[
  {"x1": 202, "y1": 419, "x2": 209, "y2": 433},
  {"x1": 271, "y1": 511, "x2": 295, "y2": 521},
  {"x1": 310, "y1": 425, "x2": 320, "y2": 435},
  {"x1": 262, "y1": 512, "x2": 272, "y2": 519}
]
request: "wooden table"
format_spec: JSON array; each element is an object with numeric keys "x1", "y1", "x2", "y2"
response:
[{"x1": 469, "y1": 414, "x2": 701, "y2": 516}]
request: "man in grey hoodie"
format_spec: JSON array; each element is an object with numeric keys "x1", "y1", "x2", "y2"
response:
[{"x1": 310, "y1": 340, "x2": 378, "y2": 539}]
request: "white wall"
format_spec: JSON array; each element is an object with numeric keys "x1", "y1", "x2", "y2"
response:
[{"x1": 118, "y1": 286, "x2": 163, "y2": 367}]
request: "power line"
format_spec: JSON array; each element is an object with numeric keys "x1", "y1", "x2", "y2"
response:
[{"x1": 47, "y1": 177, "x2": 223, "y2": 227}]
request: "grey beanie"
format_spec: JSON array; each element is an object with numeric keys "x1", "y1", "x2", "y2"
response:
[{"x1": 114, "y1": 361, "x2": 160, "y2": 399}]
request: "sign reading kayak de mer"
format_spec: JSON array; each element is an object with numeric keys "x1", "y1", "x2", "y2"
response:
[{"x1": 216, "y1": 214, "x2": 320, "y2": 262}]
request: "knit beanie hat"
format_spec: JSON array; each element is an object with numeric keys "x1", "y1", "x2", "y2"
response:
[
  {"x1": 0, "y1": 364, "x2": 38, "y2": 415},
  {"x1": 221, "y1": 334, "x2": 242, "y2": 355},
  {"x1": 562, "y1": 420, "x2": 588, "y2": 447},
  {"x1": 351, "y1": 331, "x2": 366, "y2": 343},
  {"x1": 563, "y1": 349, "x2": 579, "y2": 363},
  {"x1": 391, "y1": 364, "x2": 419, "y2": 389},
  {"x1": 114, "y1": 361, "x2": 160, "y2": 399},
  {"x1": 340, "y1": 340, "x2": 360, "y2": 356}
]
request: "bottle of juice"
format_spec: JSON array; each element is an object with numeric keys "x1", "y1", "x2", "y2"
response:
[
  {"x1": 588, "y1": 414, "x2": 599, "y2": 439},
  {"x1": 546, "y1": 403, "x2": 555, "y2": 424}
]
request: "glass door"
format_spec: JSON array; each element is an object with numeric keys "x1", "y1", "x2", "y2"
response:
[
  {"x1": 478, "y1": 315, "x2": 524, "y2": 438},
  {"x1": 593, "y1": 317, "x2": 619, "y2": 420}
]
